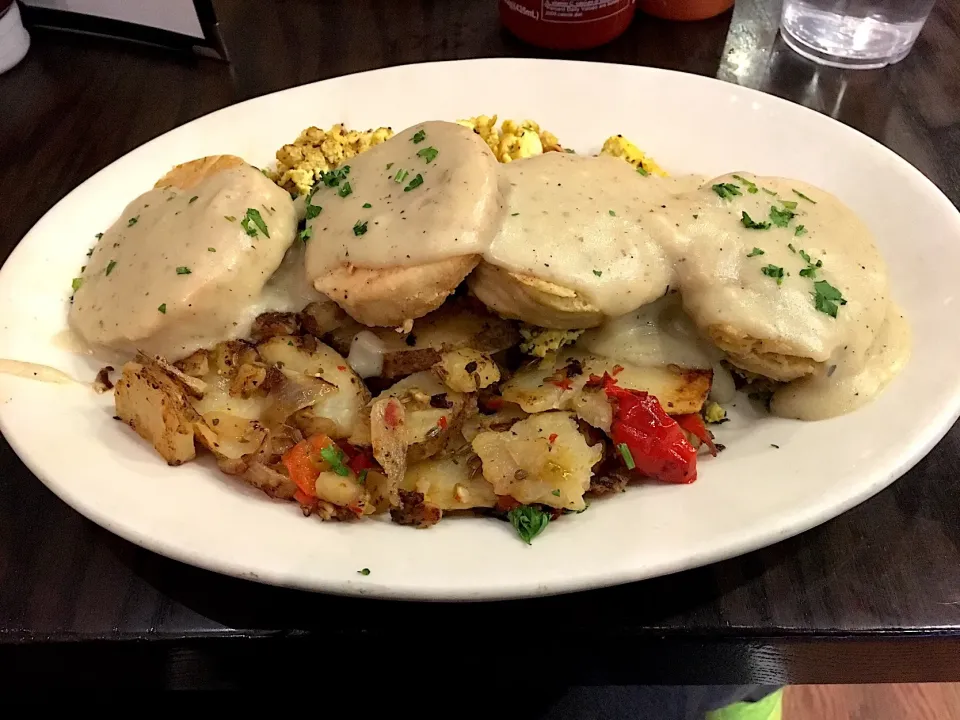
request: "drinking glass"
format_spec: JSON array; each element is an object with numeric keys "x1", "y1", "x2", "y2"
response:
[{"x1": 780, "y1": 0, "x2": 937, "y2": 69}]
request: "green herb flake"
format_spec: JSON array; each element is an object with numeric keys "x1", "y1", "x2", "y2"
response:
[
  {"x1": 362, "y1": 202, "x2": 372, "y2": 209},
  {"x1": 386, "y1": 162, "x2": 394, "y2": 170},
  {"x1": 208, "y1": 247, "x2": 216, "y2": 252},
  {"x1": 799, "y1": 267, "x2": 818, "y2": 278},
  {"x1": 158, "y1": 303, "x2": 167, "y2": 314},
  {"x1": 241, "y1": 208, "x2": 270, "y2": 238},
  {"x1": 732, "y1": 174, "x2": 759, "y2": 194},
  {"x1": 712, "y1": 183, "x2": 742, "y2": 200},
  {"x1": 762, "y1": 188, "x2": 778, "y2": 196},
  {"x1": 176, "y1": 266, "x2": 192, "y2": 275},
  {"x1": 761, "y1": 264, "x2": 785, "y2": 285},
  {"x1": 511, "y1": 212, "x2": 520, "y2": 217},
  {"x1": 358, "y1": 568, "x2": 371, "y2": 576},
  {"x1": 417, "y1": 146, "x2": 439, "y2": 163},
  {"x1": 741, "y1": 211, "x2": 771, "y2": 230},
  {"x1": 358, "y1": 469, "x2": 368, "y2": 485},
  {"x1": 795, "y1": 224, "x2": 807, "y2": 237},
  {"x1": 394, "y1": 169, "x2": 409, "y2": 184},
  {"x1": 769, "y1": 205, "x2": 796, "y2": 228},
  {"x1": 337, "y1": 181, "x2": 353, "y2": 198},
  {"x1": 224, "y1": 215, "x2": 236, "y2": 222},
  {"x1": 299, "y1": 227, "x2": 313, "y2": 243},
  {"x1": 188, "y1": 196, "x2": 198, "y2": 204},
  {"x1": 320, "y1": 444, "x2": 350, "y2": 476},
  {"x1": 608, "y1": 209, "x2": 616, "y2": 216},
  {"x1": 593, "y1": 269, "x2": 603, "y2": 277},
  {"x1": 788, "y1": 243, "x2": 797, "y2": 253},
  {"x1": 94, "y1": 233, "x2": 103, "y2": 240},
  {"x1": 552, "y1": 489, "x2": 561, "y2": 497},
  {"x1": 799, "y1": 249, "x2": 812, "y2": 264},
  {"x1": 403, "y1": 174, "x2": 424, "y2": 192},
  {"x1": 105, "y1": 260, "x2": 117, "y2": 276},
  {"x1": 781, "y1": 200, "x2": 799, "y2": 210},
  {"x1": 71, "y1": 277, "x2": 83, "y2": 292},
  {"x1": 618, "y1": 442, "x2": 636, "y2": 470},
  {"x1": 353, "y1": 220, "x2": 368, "y2": 237},
  {"x1": 746, "y1": 247, "x2": 765, "y2": 257},
  {"x1": 793, "y1": 189, "x2": 817, "y2": 204},
  {"x1": 636, "y1": 166, "x2": 649, "y2": 177},
  {"x1": 127, "y1": 215, "x2": 139, "y2": 227},
  {"x1": 320, "y1": 166, "x2": 350, "y2": 188},
  {"x1": 507, "y1": 505, "x2": 550, "y2": 545},
  {"x1": 412, "y1": 129, "x2": 426, "y2": 144},
  {"x1": 812, "y1": 280, "x2": 847, "y2": 318},
  {"x1": 306, "y1": 202, "x2": 322, "y2": 220}
]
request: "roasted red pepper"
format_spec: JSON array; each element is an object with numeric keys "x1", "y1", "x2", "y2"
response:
[
  {"x1": 675, "y1": 413, "x2": 718, "y2": 457},
  {"x1": 604, "y1": 377, "x2": 699, "y2": 484}
]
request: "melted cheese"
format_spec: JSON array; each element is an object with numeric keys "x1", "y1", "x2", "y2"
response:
[{"x1": 69, "y1": 165, "x2": 304, "y2": 360}]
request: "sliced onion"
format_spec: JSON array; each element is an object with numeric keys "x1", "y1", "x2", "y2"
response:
[{"x1": 262, "y1": 374, "x2": 334, "y2": 428}]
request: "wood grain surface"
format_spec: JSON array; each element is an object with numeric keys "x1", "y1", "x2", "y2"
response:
[
  {"x1": 0, "y1": 0, "x2": 959, "y2": 688},
  {"x1": 786, "y1": 684, "x2": 960, "y2": 720}
]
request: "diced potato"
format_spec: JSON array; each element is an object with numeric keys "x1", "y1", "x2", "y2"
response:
[
  {"x1": 114, "y1": 359, "x2": 203, "y2": 465},
  {"x1": 370, "y1": 396, "x2": 407, "y2": 507},
  {"x1": 402, "y1": 453, "x2": 497, "y2": 510},
  {"x1": 257, "y1": 335, "x2": 369, "y2": 439},
  {"x1": 501, "y1": 350, "x2": 712, "y2": 417},
  {"x1": 471, "y1": 411, "x2": 601, "y2": 511},
  {"x1": 314, "y1": 470, "x2": 369, "y2": 515},
  {"x1": 432, "y1": 348, "x2": 500, "y2": 393},
  {"x1": 460, "y1": 402, "x2": 529, "y2": 443}
]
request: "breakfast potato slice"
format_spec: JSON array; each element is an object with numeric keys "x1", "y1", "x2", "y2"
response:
[
  {"x1": 379, "y1": 371, "x2": 472, "y2": 463},
  {"x1": 257, "y1": 335, "x2": 369, "y2": 439},
  {"x1": 471, "y1": 411, "x2": 601, "y2": 512},
  {"x1": 432, "y1": 348, "x2": 500, "y2": 393},
  {"x1": 501, "y1": 349, "x2": 712, "y2": 418},
  {"x1": 460, "y1": 402, "x2": 529, "y2": 443},
  {"x1": 115, "y1": 358, "x2": 205, "y2": 465},
  {"x1": 401, "y1": 453, "x2": 497, "y2": 511},
  {"x1": 322, "y1": 297, "x2": 519, "y2": 380}
]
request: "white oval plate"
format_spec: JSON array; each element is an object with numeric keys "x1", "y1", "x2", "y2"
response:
[{"x1": 2, "y1": 59, "x2": 958, "y2": 600}]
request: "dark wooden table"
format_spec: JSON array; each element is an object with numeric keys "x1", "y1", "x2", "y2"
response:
[{"x1": 1, "y1": 0, "x2": 959, "y2": 690}]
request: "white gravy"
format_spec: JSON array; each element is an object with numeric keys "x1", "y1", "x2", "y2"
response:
[
  {"x1": 304, "y1": 121, "x2": 502, "y2": 279},
  {"x1": 68, "y1": 164, "x2": 303, "y2": 360}
]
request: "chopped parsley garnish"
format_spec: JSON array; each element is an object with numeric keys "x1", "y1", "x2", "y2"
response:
[
  {"x1": 812, "y1": 280, "x2": 846, "y2": 317},
  {"x1": 320, "y1": 166, "x2": 350, "y2": 187},
  {"x1": 799, "y1": 267, "x2": 818, "y2": 278},
  {"x1": 358, "y1": 568, "x2": 371, "y2": 576},
  {"x1": 732, "y1": 174, "x2": 759, "y2": 194},
  {"x1": 636, "y1": 166, "x2": 649, "y2": 176},
  {"x1": 241, "y1": 208, "x2": 269, "y2": 238},
  {"x1": 362, "y1": 202, "x2": 372, "y2": 209},
  {"x1": 403, "y1": 174, "x2": 424, "y2": 192},
  {"x1": 761, "y1": 264, "x2": 785, "y2": 285},
  {"x1": 412, "y1": 128, "x2": 426, "y2": 143},
  {"x1": 208, "y1": 247, "x2": 216, "y2": 252},
  {"x1": 793, "y1": 189, "x2": 817, "y2": 204},
  {"x1": 105, "y1": 260, "x2": 117, "y2": 276},
  {"x1": 713, "y1": 183, "x2": 742, "y2": 200},
  {"x1": 320, "y1": 444, "x2": 350, "y2": 476},
  {"x1": 299, "y1": 227, "x2": 312, "y2": 243},
  {"x1": 551, "y1": 489, "x2": 561, "y2": 497},
  {"x1": 224, "y1": 215, "x2": 236, "y2": 222},
  {"x1": 741, "y1": 211, "x2": 770, "y2": 230},
  {"x1": 746, "y1": 247, "x2": 765, "y2": 257},
  {"x1": 337, "y1": 182, "x2": 353, "y2": 198},
  {"x1": 507, "y1": 505, "x2": 550, "y2": 545},
  {"x1": 511, "y1": 212, "x2": 520, "y2": 217},
  {"x1": 157, "y1": 303, "x2": 167, "y2": 314},
  {"x1": 358, "y1": 469, "x2": 368, "y2": 485},
  {"x1": 618, "y1": 442, "x2": 636, "y2": 470},
  {"x1": 127, "y1": 215, "x2": 139, "y2": 227},
  {"x1": 781, "y1": 200, "x2": 798, "y2": 210},
  {"x1": 394, "y1": 169, "x2": 409, "y2": 184},
  {"x1": 71, "y1": 277, "x2": 83, "y2": 292},
  {"x1": 188, "y1": 196, "x2": 198, "y2": 204},
  {"x1": 353, "y1": 220, "x2": 368, "y2": 236},
  {"x1": 795, "y1": 224, "x2": 807, "y2": 237},
  {"x1": 799, "y1": 249, "x2": 812, "y2": 264},
  {"x1": 386, "y1": 162, "x2": 394, "y2": 170},
  {"x1": 762, "y1": 188, "x2": 778, "y2": 196},
  {"x1": 593, "y1": 269, "x2": 603, "y2": 277},
  {"x1": 769, "y1": 205, "x2": 796, "y2": 228},
  {"x1": 788, "y1": 243, "x2": 796, "y2": 253},
  {"x1": 417, "y1": 146, "x2": 439, "y2": 163},
  {"x1": 608, "y1": 209, "x2": 616, "y2": 216},
  {"x1": 176, "y1": 266, "x2": 192, "y2": 275},
  {"x1": 94, "y1": 233, "x2": 103, "y2": 240},
  {"x1": 306, "y1": 201, "x2": 322, "y2": 220}
]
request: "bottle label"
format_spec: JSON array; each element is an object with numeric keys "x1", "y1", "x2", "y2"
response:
[{"x1": 542, "y1": 0, "x2": 634, "y2": 23}]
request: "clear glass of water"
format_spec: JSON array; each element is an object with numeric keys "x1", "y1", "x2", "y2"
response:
[{"x1": 781, "y1": 0, "x2": 937, "y2": 69}]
